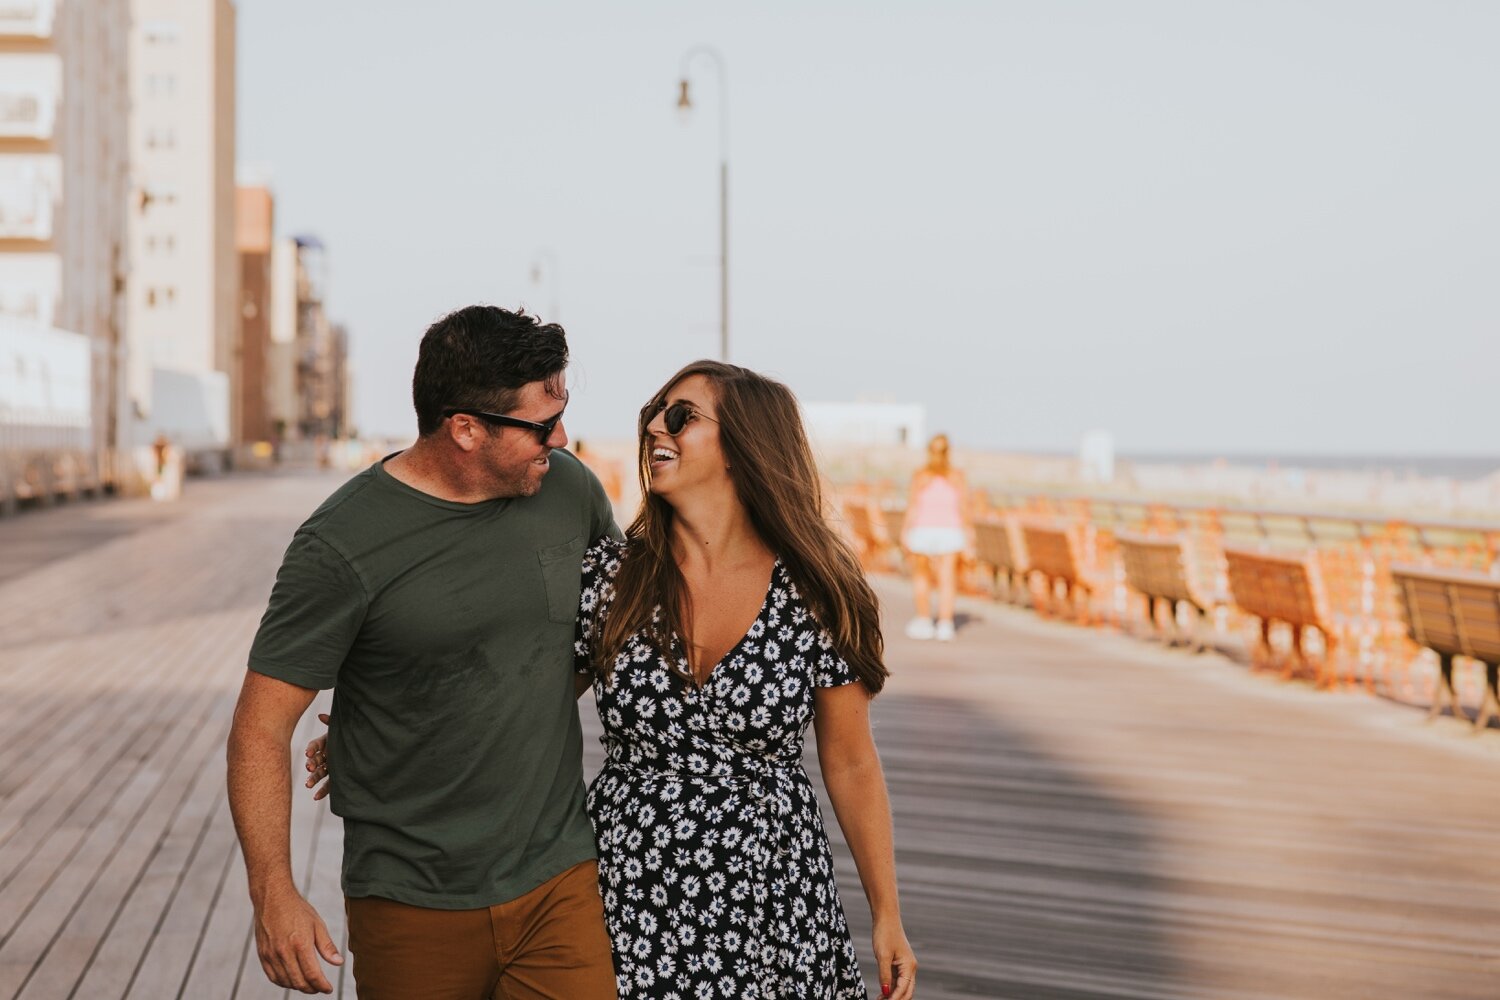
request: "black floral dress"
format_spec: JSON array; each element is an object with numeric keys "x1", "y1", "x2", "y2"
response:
[{"x1": 574, "y1": 537, "x2": 869, "y2": 1000}]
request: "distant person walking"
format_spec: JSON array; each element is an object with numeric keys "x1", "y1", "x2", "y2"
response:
[{"x1": 901, "y1": 434, "x2": 971, "y2": 641}]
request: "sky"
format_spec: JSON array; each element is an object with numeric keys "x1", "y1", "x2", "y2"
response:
[{"x1": 237, "y1": 0, "x2": 1499, "y2": 456}]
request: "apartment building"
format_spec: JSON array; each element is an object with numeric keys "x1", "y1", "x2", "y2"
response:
[
  {"x1": 126, "y1": 0, "x2": 237, "y2": 460},
  {"x1": 235, "y1": 181, "x2": 272, "y2": 446},
  {"x1": 270, "y1": 234, "x2": 349, "y2": 444},
  {"x1": 0, "y1": 0, "x2": 131, "y2": 498}
]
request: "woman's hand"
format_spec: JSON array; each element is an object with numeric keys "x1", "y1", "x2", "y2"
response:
[
  {"x1": 873, "y1": 919, "x2": 916, "y2": 999},
  {"x1": 303, "y1": 712, "x2": 331, "y2": 801}
]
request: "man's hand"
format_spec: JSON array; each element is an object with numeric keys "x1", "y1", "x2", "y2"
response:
[
  {"x1": 253, "y1": 883, "x2": 343, "y2": 994},
  {"x1": 227, "y1": 670, "x2": 335, "y2": 994}
]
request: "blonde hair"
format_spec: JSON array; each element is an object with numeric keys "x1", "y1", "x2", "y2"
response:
[{"x1": 924, "y1": 433, "x2": 951, "y2": 476}]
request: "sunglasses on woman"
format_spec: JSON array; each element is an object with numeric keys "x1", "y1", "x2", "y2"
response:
[
  {"x1": 443, "y1": 406, "x2": 565, "y2": 444},
  {"x1": 651, "y1": 400, "x2": 719, "y2": 436}
]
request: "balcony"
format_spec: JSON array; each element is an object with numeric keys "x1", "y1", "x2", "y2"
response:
[
  {"x1": 0, "y1": 0, "x2": 55, "y2": 39},
  {"x1": 0, "y1": 56, "x2": 59, "y2": 140},
  {"x1": 0, "y1": 87, "x2": 54, "y2": 140},
  {"x1": 0, "y1": 252, "x2": 58, "y2": 328},
  {"x1": 0, "y1": 154, "x2": 57, "y2": 239}
]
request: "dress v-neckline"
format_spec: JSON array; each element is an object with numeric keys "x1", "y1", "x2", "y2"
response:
[{"x1": 687, "y1": 559, "x2": 781, "y2": 689}]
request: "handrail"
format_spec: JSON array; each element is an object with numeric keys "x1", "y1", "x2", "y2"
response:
[{"x1": 977, "y1": 486, "x2": 1500, "y2": 536}]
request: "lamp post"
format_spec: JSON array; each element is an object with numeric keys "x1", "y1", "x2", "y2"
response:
[
  {"x1": 677, "y1": 45, "x2": 728, "y2": 361},
  {"x1": 530, "y1": 247, "x2": 560, "y2": 322}
]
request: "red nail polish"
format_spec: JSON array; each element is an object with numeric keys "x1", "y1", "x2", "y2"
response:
[{"x1": 881, "y1": 985, "x2": 891, "y2": 998}]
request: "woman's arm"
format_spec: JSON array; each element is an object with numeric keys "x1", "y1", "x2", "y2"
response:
[
  {"x1": 303, "y1": 713, "x2": 331, "y2": 801},
  {"x1": 814, "y1": 683, "x2": 916, "y2": 1000}
]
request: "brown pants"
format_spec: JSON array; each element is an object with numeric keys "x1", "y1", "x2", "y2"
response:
[{"x1": 345, "y1": 860, "x2": 618, "y2": 1000}]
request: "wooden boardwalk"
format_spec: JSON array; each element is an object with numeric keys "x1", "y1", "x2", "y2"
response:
[{"x1": 1, "y1": 469, "x2": 1498, "y2": 999}]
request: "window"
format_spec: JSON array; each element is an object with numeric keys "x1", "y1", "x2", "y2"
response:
[
  {"x1": 142, "y1": 184, "x2": 177, "y2": 209},
  {"x1": 0, "y1": 93, "x2": 40, "y2": 126},
  {"x1": 142, "y1": 19, "x2": 180, "y2": 44}
]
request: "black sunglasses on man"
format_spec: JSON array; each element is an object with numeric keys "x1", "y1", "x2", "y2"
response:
[{"x1": 442, "y1": 405, "x2": 566, "y2": 444}]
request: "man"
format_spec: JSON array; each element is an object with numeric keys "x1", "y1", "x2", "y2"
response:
[{"x1": 227, "y1": 306, "x2": 621, "y2": 998}]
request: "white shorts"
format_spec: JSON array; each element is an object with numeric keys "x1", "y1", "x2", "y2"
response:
[{"x1": 903, "y1": 527, "x2": 965, "y2": 555}]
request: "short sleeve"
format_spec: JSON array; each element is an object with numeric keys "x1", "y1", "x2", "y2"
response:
[
  {"x1": 575, "y1": 536, "x2": 626, "y2": 675},
  {"x1": 812, "y1": 628, "x2": 861, "y2": 689},
  {"x1": 581, "y1": 463, "x2": 625, "y2": 545},
  {"x1": 781, "y1": 567, "x2": 861, "y2": 689},
  {"x1": 247, "y1": 530, "x2": 368, "y2": 690}
]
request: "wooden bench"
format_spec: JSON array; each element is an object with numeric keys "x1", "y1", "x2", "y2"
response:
[
  {"x1": 1116, "y1": 533, "x2": 1225, "y2": 651},
  {"x1": 1021, "y1": 521, "x2": 1106, "y2": 623},
  {"x1": 880, "y1": 504, "x2": 908, "y2": 572},
  {"x1": 974, "y1": 516, "x2": 1028, "y2": 605},
  {"x1": 880, "y1": 506, "x2": 906, "y2": 550},
  {"x1": 1223, "y1": 546, "x2": 1341, "y2": 687},
  {"x1": 840, "y1": 497, "x2": 883, "y2": 570},
  {"x1": 1390, "y1": 564, "x2": 1500, "y2": 728}
]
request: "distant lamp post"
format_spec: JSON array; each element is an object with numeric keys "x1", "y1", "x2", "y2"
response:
[
  {"x1": 677, "y1": 45, "x2": 728, "y2": 361},
  {"x1": 530, "y1": 247, "x2": 560, "y2": 322}
]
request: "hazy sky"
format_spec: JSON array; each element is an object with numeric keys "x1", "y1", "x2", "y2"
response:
[{"x1": 237, "y1": 0, "x2": 1498, "y2": 455}]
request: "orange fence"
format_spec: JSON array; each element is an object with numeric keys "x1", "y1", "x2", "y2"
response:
[{"x1": 841, "y1": 485, "x2": 1500, "y2": 707}]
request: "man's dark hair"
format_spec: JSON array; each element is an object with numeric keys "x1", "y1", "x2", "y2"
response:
[{"x1": 412, "y1": 305, "x2": 568, "y2": 436}]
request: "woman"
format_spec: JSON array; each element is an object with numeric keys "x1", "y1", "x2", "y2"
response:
[
  {"x1": 900, "y1": 435, "x2": 971, "y2": 642},
  {"x1": 309, "y1": 362, "x2": 915, "y2": 999}
]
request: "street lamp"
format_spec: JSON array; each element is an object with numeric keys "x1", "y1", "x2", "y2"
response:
[
  {"x1": 677, "y1": 45, "x2": 728, "y2": 361},
  {"x1": 530, "y1": 247, "x2": 560, "y2": 322}
]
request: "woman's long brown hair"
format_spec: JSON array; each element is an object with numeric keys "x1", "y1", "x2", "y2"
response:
[{"x1": 593, "y1": 361, "x2": 888, "y2": 694}]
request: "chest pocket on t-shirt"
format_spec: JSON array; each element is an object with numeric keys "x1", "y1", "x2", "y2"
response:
[{"x1": 537, "y1": 535, "x2": 585, "y2": 624}]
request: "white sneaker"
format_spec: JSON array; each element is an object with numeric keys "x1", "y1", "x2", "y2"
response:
[
  {"x1": 905, "y1": 617, "x2": 935, "y2": 640},
  {"x1": 935, "y1": 619, "x2": 956, "y2": 642}
]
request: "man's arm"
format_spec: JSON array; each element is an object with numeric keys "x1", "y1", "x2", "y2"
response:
[{"x1": 226, "y1": 670, "x2": 343, "y2": 994}]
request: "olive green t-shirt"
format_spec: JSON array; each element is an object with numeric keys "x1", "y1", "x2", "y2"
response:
[{"x1": 248, "y1": 449, "x2": 620, "y2": 909}]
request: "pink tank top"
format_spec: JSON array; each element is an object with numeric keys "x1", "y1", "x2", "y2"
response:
[{"x1": 908, "y1": 474, "x2": 963, "y2": 529}]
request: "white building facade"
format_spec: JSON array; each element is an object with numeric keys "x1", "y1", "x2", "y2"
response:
[
  {"x1": 0, "y1": 0, "x2": 132, "y2": 500},
  {"x1": 126, "y1": 0, "x2": 237, "y2": 457}
]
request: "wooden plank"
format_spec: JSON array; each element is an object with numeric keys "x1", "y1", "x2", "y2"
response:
[
  {"x1": 0, "y1": 622, "x2": 204, "y2": 865},
  {"x1": 4, "y1": 473, "x2": 1500, "y2": 999},
  {"x1": 121, "y1": 788, "x2": 241, "y2": 1000},
  {"x1": 0, "y1": 611, "x2": 235, "y2": 993},
  {"x1": 0, "y1": 479, "x2": 325, "y2": 1000},
  {"x1": 179, "y1": 690, "x2": 343, "y2": 999},
  {"x1": 173, "y1": 842, "x2": 254, "y2": 1000},
  {"x1": 0, "y1": 639, "x2": 210, "y2": 947},
  {"x1": 5, "y1": 636, "x2": 249, "y2": 1000}
]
